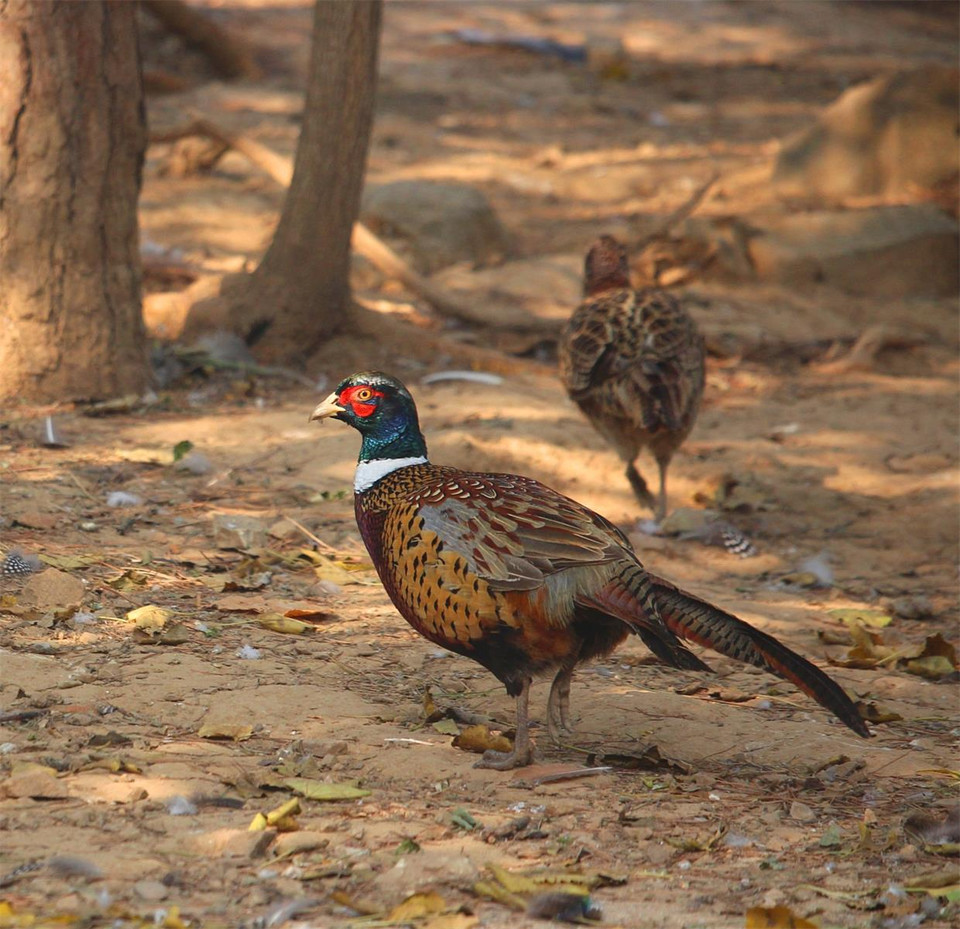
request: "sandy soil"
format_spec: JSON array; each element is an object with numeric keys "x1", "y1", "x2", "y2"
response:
[{"x1": 1, "y1": 3, "x2": 958, "y2": 928}]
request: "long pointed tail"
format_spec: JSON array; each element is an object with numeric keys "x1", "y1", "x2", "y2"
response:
[{"x1": 650, "y1": 576, "x2": 870, "y2": 738}]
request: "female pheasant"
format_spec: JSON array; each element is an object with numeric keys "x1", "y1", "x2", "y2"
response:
[
  {"x1": 559, "y1": 235, "x2": 705, "y2": 521},
  {"x1": 311, "y1": 372, "x2": 869, "y2": 769}
]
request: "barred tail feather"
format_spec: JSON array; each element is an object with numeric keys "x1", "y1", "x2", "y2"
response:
[{"x1": 650, "y1": 577, "x2": 870, "y2": 738}]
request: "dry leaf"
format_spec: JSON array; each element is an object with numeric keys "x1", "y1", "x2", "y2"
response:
[
  {"x1": 905, "y1": 655, "x2": 955, "y2": 679},
  {"x1": 311, "y1": 555, "x2": 361, "y2": 586},
  {"x1": 905, "y1": 634, "x2": 958, "y2": 679},
  {"x1": 828, "y1": 608, "x2": 893, "y2": 628},
  {"x1": 855, "y1": 701, "x2": 903, "y2": 724},
  {"x1": 248, "y1": 812, "x2": 268, "y2": 832},
  {"x1": 265, "y1": 797, "x2": 300, "y2": 832},
  {"x1": 126, "y1": 604, "x2": 172, "y2": 630},
  {"x1": 282, "y1": 778, "x2": 371, "y2": 801},
  {"x1": 107, "y1": 570, "x2": 151, "y2": 591},
  {"x1": 423, "y1": 914, "x2": 479, "y2": 929},
  {"x1": 258, "y1": 613, "x2": 311, "y2": 635},
  {"x1": 453, "y1": 724, "x2": 513, "y2": 755},
  {"x1": 745, "y1": 905, "x2": 817, "y2": 928},
  {"x1": 388, "y1": 891, "x2": 446, "y2": 922},
  {"x1": 284, "y1": 608, "x2": 337, "y2": 623},
  {"x1": 198, "y1": 722, "x2": 253, "y2": 741}
]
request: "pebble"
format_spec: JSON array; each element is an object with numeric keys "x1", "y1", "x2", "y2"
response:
[
  {"x1": 789, "y1": 800, "x2": 817, "y2": 823},
  {"x1": 133, "y1": 879, "x2": 168, "y2": 902}
]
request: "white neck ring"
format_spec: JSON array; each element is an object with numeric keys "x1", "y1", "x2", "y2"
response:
[{"x1": 354, "y1": 456, "x2": 428, "y2": 493}]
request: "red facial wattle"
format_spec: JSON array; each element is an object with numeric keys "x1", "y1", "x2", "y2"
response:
[{"x1": 339, "y1": 385, "x2": 383, "y2": 418}]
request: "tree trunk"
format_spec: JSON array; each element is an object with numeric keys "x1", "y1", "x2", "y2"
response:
[
  {"x1": 0, "y1": 0, "x2": 146, "y2": 403},
  {"x1": 223, "y1": 0, "x2": 382, "y2": 364}
]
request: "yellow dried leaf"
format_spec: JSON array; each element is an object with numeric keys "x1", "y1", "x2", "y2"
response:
[
  {"x1": 387, "y1": 891, "x2": 446, "y2": 922},
  {"x1": 423, "y1": 914, "x2": 479, "y2": 929},
  {"x1": 161, "y1": 906, "x2": 188, "y2": 929},
  {"x1": 905, "y1": 655, "x2": 955, "y2": 679},
  {"x1": 472, "y1": 880, "x2": 527, "y2": 911},
  {"x1": 486, "y1": 863, "x2": 594, "y2": 897},
  {"x1": 265, "y1": 797, "x2": 300, "y2": 825},
  {"x1": 257, "y1": 612, "x2": 311, "y2": 635},
  {"x1": 453, "y1": 724, "x2": 513, "y2": 755},
  {"x1": 282, "y1": 777, "x2": 371, "y2": 801},
  {"x1": 198, "y1": 722, "x2": 253, "y2": 741},
  {"x1": 248, "y1": 812, "x2": 268, "y2": 832},
  {"x1": 745, "y1": 905, "x2": 817, "y2": 928},
  {"x1": 828, "y1": 608, "x2": 893, "y2": 628},
  {"x1": 312, "y1": 556, "x2": 360, "y2": 586},
  {"x1": 125, "y1": 604, "x2": 172, "y2": 629}
]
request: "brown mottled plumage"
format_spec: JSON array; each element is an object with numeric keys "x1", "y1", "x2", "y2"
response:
[
  {"x1": 559, "y1": 235, "x2": 705, "y2": 520},
  {"x1": 310, "y1": 372, "x2": 869, "y2": 770}
]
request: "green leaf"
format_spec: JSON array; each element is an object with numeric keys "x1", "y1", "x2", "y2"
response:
[
  {"x1": 451, "y1": 807, "x2": 478, "y2": 831},
  {"x1": 819, "y1": 824, "x2": 843, "y2": 848},
  {"x1": 282, "y1": 778, "x2": 370, "y2": 801},
  {"x1": 432, "y1": 719, "x2": 460, "y2": 735},
  {"x1": 172, "y1": 440, "x2": 194, "y2": 462}
]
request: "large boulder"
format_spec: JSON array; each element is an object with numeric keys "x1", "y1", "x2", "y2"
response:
[
  {"x1": 773, "y1": 67, "x2": 959, "y2": 201},
  {"x1": 746, "y1": 204, "x2": 958, "y2": 298},
  {"x1": 360, "y1": 180, "x2": 510, "y2": 274}
]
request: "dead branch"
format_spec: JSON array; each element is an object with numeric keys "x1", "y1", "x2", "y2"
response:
[
  {"x1": 352, "y1": 304, "x2": 551, "y2": 380},
  {"x1": 141, "y1": 0, "x2": 262, "y2": 81},
  {"x1": 149, "y1": 117, "x2": 485, "y2": 327},
  {"x1": 633, "y1": 171, "x2": 718, "y2": 255}
]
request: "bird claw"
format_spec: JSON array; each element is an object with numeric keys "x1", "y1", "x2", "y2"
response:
[{"x1": 474, "y1": 745, "x2": 535, "y2": 770}]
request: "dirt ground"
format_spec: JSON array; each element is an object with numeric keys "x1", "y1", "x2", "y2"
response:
[{"x1": 1, "y1": 2, "x2": 958, "y2": 928}]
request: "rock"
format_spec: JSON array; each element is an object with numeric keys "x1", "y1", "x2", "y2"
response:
[
  {"x1": 789, "y1": 800, "x2": 816, "y2": 823},
  {"x1": 212, "y1": 514, "x2": 267, "y2": 552},
  {"x1": 360, "y1": 180, "x2": 510, "y2": 274},
  {"x1": 2, "y1": 767, "x2": 71, "y2": 800},
  {"x1": 638, "y1": 841, "x2": 674, "y2": 867},
  {"x1": 746, "y1": 205, "x2": 958, "y2": 298},
  {"x1": 189, "y1": 827, "x2": 276, "y2": 859},
  {"x1": 15, "y1": 568, "x2": 85, "y2": 620},
  {"x1": 272, "y1": 831, "x2": 330, "y2": 857},
  {"x1": 885, "y1": 595, "x2": 936, "y2": 621},
  {"x1": 774, "y1": 67, "x2": 959, "y2": 200},
  {"x1": 374, "y1": 847, "x2": 480, "y2": 898},
  {"x1": 12, "y1": 511, "x2": 59, "y2": 530},
  {"x1": 433, "y1": 254, "x2": 582, "y2": 330},
  {"x1": 133, "y1": 879, "x2": 168, "y2": 902}
]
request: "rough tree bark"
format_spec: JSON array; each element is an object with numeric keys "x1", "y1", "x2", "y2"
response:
[
  {"x1": 218, "y1": 0, "x2": 383, "y2": 364},
  {"x1": 0, "y1": 0, "x2": 147, "y2": 402}
]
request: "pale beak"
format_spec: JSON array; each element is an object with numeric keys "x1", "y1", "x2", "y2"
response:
[{"x1": 309, "y1": 392, "x2": 346, "y2": 422}]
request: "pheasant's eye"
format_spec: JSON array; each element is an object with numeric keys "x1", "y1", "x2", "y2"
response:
[{"x1": 355, "y1": 387, "x2": 373, "y2": 402}]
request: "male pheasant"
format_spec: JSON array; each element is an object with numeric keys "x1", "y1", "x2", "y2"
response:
[
  {"x1": 559, "y1": 234, "x2": 705, "y2": 521},
  {"x1": 311, "y1": 372, "x2": 869, "y2": 769}
]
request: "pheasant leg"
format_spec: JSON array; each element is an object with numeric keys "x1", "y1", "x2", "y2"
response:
[
  {"x1": 625, "y1": 462, "x2": 657, "y2": 513},
  {"x1": 654, "y1": 457, "x2": 670, "y2": 523},
  {"x1": 475, "y1": 682, "x2": 534, "y2": 770},
  {"x1": 547, "y1": 667, "x2": 573, "y2": 744}
]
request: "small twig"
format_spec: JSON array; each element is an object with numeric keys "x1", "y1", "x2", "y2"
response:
[
  {"x1": 282, "y1": 515, "x2": 338, "y2": 554},
  {"x1": 633, "y1": 171, "x2": 719, "y2": 255},
  {"x1": 66, "y1": 471, "x2": 99, "y2": 503}
]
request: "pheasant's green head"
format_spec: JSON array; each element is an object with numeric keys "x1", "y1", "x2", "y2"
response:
[{"x1": 310, "y1": 371, "x2": 428, "y2": 465}]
